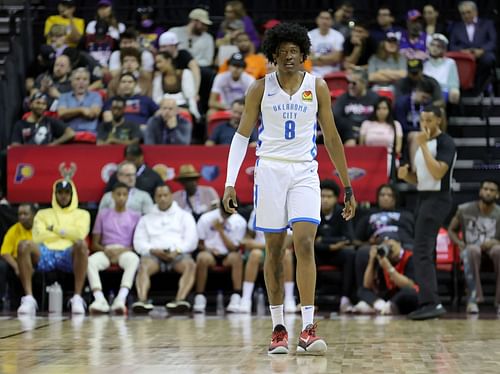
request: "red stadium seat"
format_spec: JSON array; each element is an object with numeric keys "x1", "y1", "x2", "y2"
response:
[
  {"x1": 324, "y1": 71, "x2": 348, "y2": 100},
  {"x1": 207, "y1": 110, "x2": 231, "y2": 137},
  {"x1": 445, "y1": 51, "x2": 477, "y2": 91}
]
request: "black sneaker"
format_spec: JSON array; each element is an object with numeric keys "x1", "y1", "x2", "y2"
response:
[
  {"x1": 132, "y1": 301, "x2": 154, "y2": 314},
  {"x1": 408, "y1": 304, "x2": 446, "y2": 320},
  {"x1": 166, "y1": 300, "x2": 191, "y2": 314}
]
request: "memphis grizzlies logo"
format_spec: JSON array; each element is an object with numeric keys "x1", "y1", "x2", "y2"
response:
[
  {"x1": 14, "y1": 164, "x2": 34, "y2": 184},
  {"x1": 201, "y1": 165, "x2": 219, "y2": 181}
]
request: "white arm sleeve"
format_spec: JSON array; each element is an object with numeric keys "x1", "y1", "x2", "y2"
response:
[{"x1": 225, "y1": 132, "x2": 249, "y2": 187}]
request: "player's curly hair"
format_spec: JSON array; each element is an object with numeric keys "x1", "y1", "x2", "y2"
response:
[{"x1": 262, "y1": 23, "x2": 311, "y2": 64}]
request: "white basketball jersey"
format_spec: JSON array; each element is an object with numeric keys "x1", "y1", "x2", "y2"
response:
[{"x1": 257, "y1": 71, "x2": 318, "y2": 162}]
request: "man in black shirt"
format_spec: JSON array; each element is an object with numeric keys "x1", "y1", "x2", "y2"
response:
[
  {"x1": 11, "y1": 93, "x2": 75, "y2": 146},
  {"x1": 105, "y1": 144, "x2": 164, "y2": 198},
  {"x1": 315, "y1": 179, "x2": 355, "y2": 313},
  {"x1": 398, "y1": 105, "x2": 456, "y2": 320},
  {"x1": 97, "y1": 96, "x2": 141, "y2": 145}
]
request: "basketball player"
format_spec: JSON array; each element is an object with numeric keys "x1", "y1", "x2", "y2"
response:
[{"x1": 222, "y1": 23, "x2": 356, "y2": 355}]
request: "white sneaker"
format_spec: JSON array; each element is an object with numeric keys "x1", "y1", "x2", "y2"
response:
[
  {"x1": 132, "y1": 301, "x2": 154, "y2": 314},
  {"x1": 226, "y1": 293, "x2": 241, "y2": 313},
  {"x1": 193, "y1": 294, "x2": 207, "y2": 313},
  {"x1": 17, "y1": 295, "x2": 38, "y2": 316},
  {"x1": 466, "y1": 302, "x2": 479, "y2": 314},
  {"x1": 352, "y1": 301, "x2": 375, "y2": 314},
  {"x1": 373, "y1": 299, "x2": 386, "y2": 313},
  {"x1": 89, "y1": 298, "x2": 110, "y2": 314},
  {"x1": 70, "y1": 295, "x2": 86, "y2": 314},
  {"x1": 239, "y1": 299, "x2": 252, "y2": 314},
  {"x1": 339, "y1": 297, "x2": 353, "y2": 314},
  {"x1": 380, "y1": 301, "x2": 393, "y2": 315},
  {"x1": 284, "y1": 298, "x2": 297, "y2": 314},
  {"x1": 111, "y1": 298, "x2": 127, "y2": 314}
]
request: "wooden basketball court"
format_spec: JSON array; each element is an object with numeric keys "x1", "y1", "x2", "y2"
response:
[{"x1": 1, "y1": 311, "x2": 499, "y2": 373}]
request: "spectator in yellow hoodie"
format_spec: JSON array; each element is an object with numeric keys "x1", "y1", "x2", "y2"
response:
[{"x1": 17, "y1": 179, "x2": 90, "y2": 315}]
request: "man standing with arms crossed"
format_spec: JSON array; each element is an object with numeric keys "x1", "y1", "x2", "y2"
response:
[{"x1": 222, "y1": 23, "x2": 356, "y2": 355}]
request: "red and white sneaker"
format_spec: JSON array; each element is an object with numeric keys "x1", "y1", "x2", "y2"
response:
[
  {"x1": 296, "y1": 323, "x2": 327, "y2": 355},
  {"x1": 268, "y1": 324, "x2": 289, "y2": 354}
]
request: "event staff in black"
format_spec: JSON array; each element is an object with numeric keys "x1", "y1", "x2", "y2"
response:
[{"x1": 397, "y1": 105, "x2": 456, "y2": 320}]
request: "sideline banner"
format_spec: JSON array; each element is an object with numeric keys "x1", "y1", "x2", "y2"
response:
[{"x1": 7, "y1": 145, "x2": 387, "y2": 204}]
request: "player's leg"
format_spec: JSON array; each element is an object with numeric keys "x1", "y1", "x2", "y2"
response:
[
  {"x1": 133, "y1": 256, "x2": 160, "y2": 314},
  {"x1": 112, "y1": 251, "x2": 140, "y2": 314},
  {"x1": 193, "y1": 251, "x2": 216, "y2": 312},
  {"x1": 223, "y1": 251, "x2": 243, "y2": 312},
  {"x1": 166, "y1": 256, "x2": 196, "y2": 313},
  {"x1": 16, "y1": 240, "x2": 41, "y2": 315},
  {"x1": 87, "y1": 251, "x2": 112, "y2": 313}
]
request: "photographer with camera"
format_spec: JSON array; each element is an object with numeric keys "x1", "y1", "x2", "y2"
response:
[{"x1": 353, "y1": 231, "x2": 418, "y2": 315}]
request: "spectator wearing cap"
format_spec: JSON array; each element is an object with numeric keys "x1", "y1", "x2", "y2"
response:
[
  {"x1": 308, "y1": 10, "x2": 344, "y2": 77},
  {"x1": 400, "y1": 10, "x2": 429, "y2": 60},
  {"x1": 44, "y1": 0, "x2": 85, "y2": 48},
  {"x1": 105, "y1": 144, "x2": 163, "y2": 198},
  {"x1": 449, "y1": 1, "x2": 497, "y2": 94},
  {"x1": 352, "y1": 230, "x2": 419, "y2": 315},
  {"x1": 343, "y1": 21, "x2": 379, "y2": 70},
  {"x1": 58, "y1": 67, "x2": 103, "y2": 135},
  {"x1": 152, "y1": 51, "x2": 200, "y2": 121},
  {"x1": 99, "y1": 161, "x2": 153, "y2": 215},
  {"x1": 144, "y1": 98, "x2": 192, "y2": 145},
  {"x1": 368, "y1": 32, "x2": 407, "y2": 92},
  {"x1": 332, "y1": 68, "x2": 379, "y2": 145},
  {"x1": 424, "y1": 34, "x2": 460, "y2": 104},
  {"x1": 370, "y1": 6, "x2": 404, "y2": 45},
  {"x1": 136, "y1": 6, "x2": 165, "y2": 52},
  {"x1": 104, "y1": 72, "x2": 158, "y2": 131},
  {"x1": 33, "y1": 54, "x2": 73, "y2": 108},
  {"x1": 107, "y1": 48, "x2": 153, "y2": 97},
  {"x1": 85, "y1": 0, "x2": 125, "y2": 41},
  {"x1": 158, "y1": 31, "x2": 201, "y2": 96},
  {"x1": 394, "y1": 58, "x2": 444, "y2": 134},
  {"x1": 83, "y1": 19, "x2": 116, "y2": 69},
  {"x1": 97, "y1": 96, "x2": 142, "y2": 146},
  {"x1": 422, "y1": 4, "x2": 447, "y2": 37},
  {"x1": 205, "y1": 98, "x2": 258, "y2": 146},
  {"x1": 208, "y1": 52, "x2": 254, "y2": 117},
  {"x1": 109, "y1": 28, "x2": 155, "y2": 80},
  {"x1": 218, "y1": 31, "x2": 267, "y2": 79},
  {"x1": 17, "y1": 179, "x2": 90, "y2": 315},
  {"x1": 11, "y1": 93, "x2": 75, "y2": 146},
  {"x1": 216, "y1": 1, "x2": 260, "y2": 50},
  {"x1": 169, "y1": 8, "x2": 214, "y2": 68},
  {"x1": 172, "y1": 164, "x2": 219, "y2": 221}
]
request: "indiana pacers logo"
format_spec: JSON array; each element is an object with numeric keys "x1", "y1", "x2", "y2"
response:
[
  {"x1": 302, "y1": 90, "x2": 313, "y2": 102},
  {"x1": 14, "y1": 164, "x2": 34, "y2": 184}
]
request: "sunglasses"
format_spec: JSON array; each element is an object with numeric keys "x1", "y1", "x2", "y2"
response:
[{"x1": 347, "y1": 80, "x2": 358, "y2": 86}]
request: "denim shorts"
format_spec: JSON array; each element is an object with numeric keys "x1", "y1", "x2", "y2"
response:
[{"x1": 36, "y1": 245, "x2": 74, "y2": 273}]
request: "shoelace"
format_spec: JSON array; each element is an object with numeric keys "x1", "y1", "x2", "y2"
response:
[
  {"x1": 305, "y1": 322, "x2": 318, "y2": 337},
  {"x1": 272, "y1": 330, "x2": 287, "y2": 343}
]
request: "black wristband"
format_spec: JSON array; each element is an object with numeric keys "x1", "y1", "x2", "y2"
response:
[{"x1": 344, "y1": 187, "x2": 353, "y2": 202}]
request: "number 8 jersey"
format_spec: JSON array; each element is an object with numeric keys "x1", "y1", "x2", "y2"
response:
[{"x1": 257, "y1": 71, "x2": 319, "y2": 162}]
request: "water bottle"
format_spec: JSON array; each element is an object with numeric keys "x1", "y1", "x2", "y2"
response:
[
  {"x1": 47, "y1": 282, "x2": 63, "y2": 314},
  {"x1": 216, "y1": 290, "x2": 224, "y2": 316},
  {"x1": 256, "y1": 288, "x2": 266, "y2": 316}
]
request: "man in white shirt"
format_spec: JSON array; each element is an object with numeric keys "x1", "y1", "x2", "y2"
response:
[
  {"x1": 424, "y1": 33, "x2": 460, "y2": 104},
  {"x1": 193, "y1": 204, "x2": 246, "y2": 313},
  {"x1": 308, "y1": 10, "x2": 344, "y2": 77},
  {"x1": 208, "y1": 53, "x2": 255, "y2": 117},
  {"x1": 132, "y1": 185, "x2": 198, "y2": 314}
]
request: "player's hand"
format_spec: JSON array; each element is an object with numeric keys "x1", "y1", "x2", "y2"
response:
[
  {"x1": 222, "y1": 186, "x2": 238, "y2": 214},
  {"x1": 342, "y1": 195, "x2": 357, "y2": 221},
  {"x1": 416, "y1": 127, "x2": 431, "y2": 146}
]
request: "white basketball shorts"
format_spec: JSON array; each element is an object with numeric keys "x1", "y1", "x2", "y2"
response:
[{"x1": 253, "y1": 158, "x2": 320, "y2": 232}]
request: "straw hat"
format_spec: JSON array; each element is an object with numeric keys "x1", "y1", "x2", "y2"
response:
[{"x1": 175, "y1": 164, "x2": 201, "y2": 180}]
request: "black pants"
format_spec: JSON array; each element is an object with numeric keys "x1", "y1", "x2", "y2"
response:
[
  {"x1": 0, "y1": 257, "x2": 22, "y2": 309},
  {"x1": 357, "y1": 286, "x2": 419, "y2": 315},
  {"x1": 413, "y1": 191, "x2": 452, "y2": 306},
  {"x1": 316, "y1": 248, "x2": 356, "y2": 298},
  {"x1": 355, "y1": 245, "x2": 371, "y2": 291}
]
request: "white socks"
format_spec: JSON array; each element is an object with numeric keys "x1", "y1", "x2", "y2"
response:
[
  {"x1": 241, "y1": 281, "x2": 255, "y2": 302},
  {"x1": 117, "y1": 287, "x2": 129, "y2": 303},
  {"x1": 93, "y1": 290, "x2": 105, "y2": 301},
  {"x1": 270, "y1": 304, "x2": 284, "y2": 328},
  {"x1": 301, "y1": 305, "x2": 314, "y2": 330}
]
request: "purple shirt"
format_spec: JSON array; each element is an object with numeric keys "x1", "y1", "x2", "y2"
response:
[{"x1": 92, "y1": 208, "x2": 141, "y2": 247}]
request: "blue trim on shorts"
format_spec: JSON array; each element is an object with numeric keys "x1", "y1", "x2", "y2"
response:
[
  {"x1": 37, "y1": 245, "x2": 74, "y2": 272},
  {"x1": 255, "y1": 226, "x2": 289, "y2": 233},
  {"x1": 288, "y1": 217, "x2": 320, "y2": 226}
]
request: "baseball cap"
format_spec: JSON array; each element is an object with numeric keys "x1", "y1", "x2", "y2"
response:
[
  {"x1": 228, "y1": 53, "x2": 246, "y2": 68},
  {"x1": 158, "y1": 31, "x2": 179, "y2": 46},
  {"x1": 385, "y1": 31, "x2": 400, "y2": 42},
  {"x1": 189, "y1": 8, "x2": 212, "y2": 25},
  {"x1": 430, "y1": 33, "x2": 449, "y2": 46},
  {"x1": 407, "y1": 58, "x2": 423, "y2": 73},
  {"x1": 30, "y1": 92, "x2": 48, "y2": 102},
  {"x1": 97, "y1": 0, "x2": 112, "y2": 7},
  {"x1": 55, "y1": 180, "x2": 72, "y2": 192},
  {"x1": 59, "y1": 0, "x2": 76, "y2": 5},
  {"x1": 407, "y1": 9, "x2": 422, "y2": 21},
  {"x1": 263, "y1": 19, "x2": 281, "y2": 30}
]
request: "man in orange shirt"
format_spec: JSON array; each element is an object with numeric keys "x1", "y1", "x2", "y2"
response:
[{"x1": 218, "y1": 31, "x2": 267, "y2": 79}]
